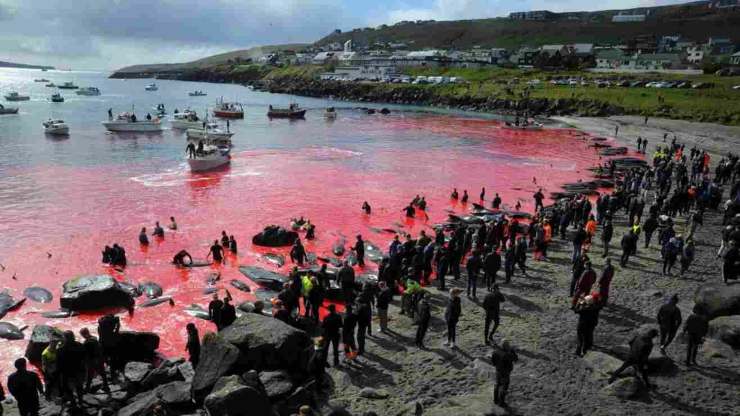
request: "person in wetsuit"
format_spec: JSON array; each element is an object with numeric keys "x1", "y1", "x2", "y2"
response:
[
  {"x1": 657, "y1": 294, "x2": 682, "y2": 354},
  {"x1": 207, "y1": 240, "x2": 224, "y2": 263},
  {"x1": 492, "y1": 193, "x2": 502, "y2": 209},
  {"x1": 153, "y1": 221, "x2": 164, "y2": 238},
  {"x1": 220, "y1": 231, "x2": 229, "y2": 248},
  {"x1": 352, "y1": 235, "x2": 365, "y2": 267},
  {"x1": 290, "y1": 239, "x2": 307, "y2": 265},
  {"x1": 491, "y1": 341, "x2": 518, "y2": 407},
  {"x1": 402, "y1": 203, "x2": 416, "y2": 218},
  {"x1": 451, "y1": 188, "x2": 459, "y2": 200},
  {"x1": 362, "y1": 201, "x2": 371, "y2": 215},
  {"x1": 208, "y1": 293, "x2": 224, "y2": 330},
  {"x1": 461, "y1": 190, "x2": 469, "y2": 203},
  {"x1": 139, "y1": 227, "x2": 149, "y2": 246},
  {"x1": 229, "y1": 235, "x2": 237, "y2": 254}
]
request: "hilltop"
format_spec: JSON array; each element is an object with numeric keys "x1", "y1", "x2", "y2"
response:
[
  {"x1": 0, "y1": 60, "x2": 54, "y2": 70},
  {"x1": 316, "y1": 2, "x2": 739, "y2": 49},
  {"x1": 113, "y1": 44, "x2": 307, "y2": 75}
]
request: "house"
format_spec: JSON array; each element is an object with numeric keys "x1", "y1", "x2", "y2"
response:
[
  {"x1": 595, "y1": 48, "x2": 626, "y2": 69},
  {"x1": 731, "y1": 51, "x2": 740, "y2": 65},
  {"x1": 624, "y1": 53, "x2": 683, "y2": 70},
  {"x1": 320, "y1": 65, "x2": 399, "y2": 82},
  {"x1": 612, "y1": 14, "x2": 646, "y2": 22},
  {"x1": 709, "y1": 0, "x2": 740, "y2": 10},
  {"x1": 312, "y1": 52, "x2": 336, "y2": 65},
  {"x1": 707, "y1": 37, "x2": 736, "y2": 55},
  {"x1": 510, "y1": 47, "x2": 540, "y2": 66},
  {"x1": 509, "y1": 10, "x2": 555, "y2": 20},
  {"x1": 658, "y1": 36, "x2": 692, "y2": 52},
  {"x1": 686, "y1": 46, "x2": 705, "y2": 64}
]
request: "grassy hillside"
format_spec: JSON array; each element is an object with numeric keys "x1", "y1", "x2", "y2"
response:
[
  {"x1": 114, "y1": 44, "x2": 307, "y2": 74},
  {"x1": 317, "y1": 3, "x2": 740, "y2": 49}
]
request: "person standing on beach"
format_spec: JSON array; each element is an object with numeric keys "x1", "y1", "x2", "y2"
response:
[
  {"x1": 322, "y1": 304, "x2": 343, "y2": 367},
  {"x1": 444, "y1": 288, "x2": 462, "y2": 348},
  {"x1": 601, "y1": 219, "x2": 613, "y2": 257},
  {"x1": 466, "y1": 251, "x2": 481, "y2": 298},
  {"x1": 657, "y1": 294, "x2": 682, "y2": 355},
  {"x1": 614, "y1": 125, "x2": 619, "y2": 137},
  {"x1": 608, "y1": 329, "x2": 658, "y2": 388},
  {"x1": 7, "y1": 358, "x2": 44, "y2": 416},
  {"x1": 415, "y1": 292, "x2": 431, "y2": 349},
  {"x1": 683, "y1": 306, "x2": 708, "y2": 367},
  {"x1": 483, "y1": 284, "x2": 506, "y2": 344},
  {"x1": 491, "y1": 340, "x2": 518, "y2": 407},
  {"x1": 597, "y1": 259, "x2": 614, "y2": 305}
]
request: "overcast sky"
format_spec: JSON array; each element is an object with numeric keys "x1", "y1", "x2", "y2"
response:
[{"x1": 0, "y1": 0, "x2": 687, "y2": 70}]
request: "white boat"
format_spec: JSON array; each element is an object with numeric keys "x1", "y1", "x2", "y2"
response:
[
  {"x1": 57, "y1": 82, "x2": 79, "y2": 90},
  {"x1": 102, "y1": 113, "x2": 163, "y2": 132},
  {"x1": 0, "y1": 104, "x2": 19, "y2": 115},
  {"x1": 145, "y1": 83, "x2": 158, "y2": 91},
  {"x1": 76, "y1": 87, "x2": 101, "y2": 96},
  {"x1": 188, "y1": 145, "x2": 231, "y2": 172},
  {"x1": 43, "y1": 119, "x2": 69, "y2": 135},
  {"x1": 189, "y1": 90, "x2": 207, "y2": 97},
  {"x1": 324, "y1": 107, "x2": 337, "y2": 119},
  {"x1": 186, "y1": 122, "x2": 234, "y2": 140},
  {"x1": 171, "y1": 110, "x2": 203, "y2": 129},
  {"x1": 4, "y1": 92, "x2": 30, "y2": 101}
]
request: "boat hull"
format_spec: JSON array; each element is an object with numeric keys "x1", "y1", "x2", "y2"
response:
[
  {"x1": 188, "y1": 154, "x2": 231, "y2": 172},
  {"x1": 0, "y1": 108, "x2": 19, "y2": 115},
  {"x1": 102, "y1": 121, "x2": 163, "y2": 132},
  {"x1": 213, "y1": 110, "x2": 243, "y2": 119},
  {"x1": 5, "y1": 97, "x2": 30, "y2": 102},
  {"x1": 186, "y1": 129, "x2": 234, "y2": 140},
  {"x1": 502, "y1": 124, "x2": 543, "y2": 131},
  {"x1": 171, "y1": 120, "x2": 204, "y2": 130},
  {"x1": 268, "y1": 109, "x2": 306, "y2": 119},
  {"x1": 57, "y1": 86, "x2": 78, "y2": 90},
  {"x1": 45, "y1": 126, "x2": 69, "y2": 135}
]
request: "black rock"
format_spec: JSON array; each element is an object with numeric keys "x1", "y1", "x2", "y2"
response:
[
  {"x1": 118, "y1": 381, "x2": 194, "y2": 416},
  {"x1": 25, "y1": 325, "x2": 64, "y2": 363},
  {"x1": 140, "y1": 358, "x2": 185, "y2": 391},
  {"x1": 60, "y1": 275, "x2": 135, "y2": 311},
  {"x1": 0, "y1": 322, "x2": 24, "y2": 340},
  {"x1": 259, "y1": 370, "x2": 295, "y2": 400},
  {"x1": 192, "y1": 333, "x2": 241, "y2": 403},
  {"x1": 0, "y1": 291, "x2": 26, "y2": 320},
  {"x1": 204, "y1": 375, "x2": 274, "y2": 416},
  {"x1": 252, "y1": 226, "x2": 299, "y2": 247},
  {"x1": 220, "y1": 313, "x2": 311, "y2": 371},
  {"x1": 694, "y1": 284, "x2": 740, "y2": 319},
  {"x1": 123, "y1": 361, "x2": 153, "y2": 392},
  {"x1": 116, "y1": 331, "x2": 160, "y2": 363}
]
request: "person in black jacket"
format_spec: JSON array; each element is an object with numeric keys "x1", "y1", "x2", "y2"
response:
[
  {"x1": 307, "y1": 337, "x2": 329, "y2": 390},
  {"x1": 307, "y1": 277, "x2": 325, "y2": 322},
  {"x1": 574, "y1": 295, "x2": 601, "y2": 356},
  {"x1": 466, "y1": 251, "x2": 482, "y2": 298},
  {"x1": 338, "y1": 262, "x2": 356, "y2": 304},
  {"x1": 321, "y1": 304, "x2": 343, "y2": 366},
  {"x1": 656, "y1": 294, "x2": 682, "y2": 354},
  {"x1": 7, "y1": 358, "x2": 44, "y2": 416},
  {"x1": 351, "y1": 235, "x2": 365, "y2": 267},
  {"x1": 342, "y1": 304, "x2": 358, "y2": 361},
  {"x1": 483, "y1": 249, "x2": 501, "y2": 291},
  {"x1": 601, "y1": 219, "x2": 613, "y2": 258},
  {"x1": 444, "y1": 288, "x2": 462, "y2": 348},
  {"x1": 79, "y1": 328, "x2": 109, "y2": 393},
  {"x1": 483, "y1": 284, "x2": 506, "y2": 344},
  {"x1": 608, "y1": 329, "x2": 658, "y2": 388},
  {"x1": 643, "y1": 213, "x2": 659, "y2": 248},
  {"x1": 376, "y1": 281, "x2": 393, "y2": 333},
  {"x1": 435, "y1": 247, "x2": 449, "y2": 290},
  {"x1": 220, "y1": 296, "x2": 236, "y2": 329},
  {"x1": 185, "y1": 323, "x2": 201, "y2": 368},
  {"x1": 415, "y1": 292, "x2": 431, "y2": 349},
  {"x1": 290, "y1": 239, "x2": 307, "y2": 265},
  {"x1": 57, "y1": 331, "x2": 85, "y2": 409},
  {"x1": 683, "y1": 305, "x2": 709, "y2": 366},
  {"x1": 356, "y1": 299, "x2": 372, "y2": 356},
  {"x1": 620, "y1": 229, "x2": 638, "y2": 267},
  {"x1": 572, "y1": 224, "x2": 587, "y2": 263},
  {"x1": 491, "y1": 341, "x2": 518, "y2": 407}
]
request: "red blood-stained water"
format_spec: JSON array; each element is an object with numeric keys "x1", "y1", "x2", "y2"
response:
[{"x1": 0, "y1": 114, "x2": 621, "y2": 374}]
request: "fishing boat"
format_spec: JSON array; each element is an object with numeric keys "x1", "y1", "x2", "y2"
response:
[
  {"x1": 152, "y1": 104, "x2": 166, "y2": 117},
  {"x1": 186, "y1": 122, "x2": 234, "y2": 141},
  {"x1": 187, "y1": 141, "x2": 231, "y2": 172},
  {"x1": 0, "y1": 104, "x2": 19, "y2": 115},
  {"x1": 4, "y1": 92, "x2": 30, "y2": 101},
  {"x1": 57, "y1": 82, "x2": 79, "y2": 90},
  {"x1": 324, "y1": 107, "x2": 337, "y2": 119},
  {"x1": 267, "y1": 103, "x2": 306, "y2": 119},
  {"x1": 76, "y1": 87, "x2": 101, "y2": 96},
  {"x1": 213, "y1": 100, "x2": 244, "y2": 119},
  {"x1": 50, "y1": 93, "x2": 64, "y2": 103},
  {"x1": 189, "y1": 90, "x2": 207, "y2": 97},
  {"x1": 34, "y1": 78, "x2": 49, "y2": 82},
  {"x1": 45, "y1": 83, "x2": 56, "y2": 88},
  {"x1": 102, "y1": 112, "x2": 163, "y2": 132},
  {"x1": 145, "y1": 83, "x2": 158, "y2": 91},
  {"x1": 43, "y1": 119, "x2": 69, "y2": 135},
  {"x1": 171, "y1": 110, "x2": 203, "y2": 129}
]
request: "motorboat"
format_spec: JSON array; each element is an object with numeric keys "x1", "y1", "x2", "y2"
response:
[
  {"x1": 50, "y1": 93, "x2": 64, "y2": 103},
  {"x1": 171, "y1": 110, "x2": 203, "y2": 129},
  {"x1": 57, "y1": 82, "x2": 79, "y2": 89},
  {"x1": 43, "y1": 119, "x2": 69, "y2": 135},
  {"x1": 186, "y1": 122, "x2": 234, "y2": 141},
  {"x1": 102, "y1": 112, "x2": 163, "y2": 132},
  {"x1": 4, "y1": 92, "x2": 30, "y2": 101},
  {"x1": 153, "y1": 104, "x2": 166, "y2": 116},
  {"x1": 76, "y1": 87, "x2": 101, "y2": 96},
  {"x1": 267, "y1": 103, "x2": 306, "y2": 119},
  {"x1": 188, "y1": 143, "x2": 231, "y2": 172},
  {"x1": 212, "y1": 100, "x2": 244, "y2": 119},
  {"x1": 324, "y1": 107, "x2": 337, "y2": 119},
  {"x1": 34, "y1": 78, "x2": 49, "y2": 82},
  {"x1": 0, "y1": 104, "x2": 19, "y2": 115},
  {"x1": 189, "y1": 90, "x2": 207, "y2": 97},
  {"x1": 145, "y1": 83, "x2": 158, "y2": 91},
  {"x1": 45, "y1": 83, "x2": 56, "y2": 88}
]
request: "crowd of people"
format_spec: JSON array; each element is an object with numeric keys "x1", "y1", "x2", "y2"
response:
[{"x1": 4, "y1": 131, "x2": 739, "y2": 415}]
